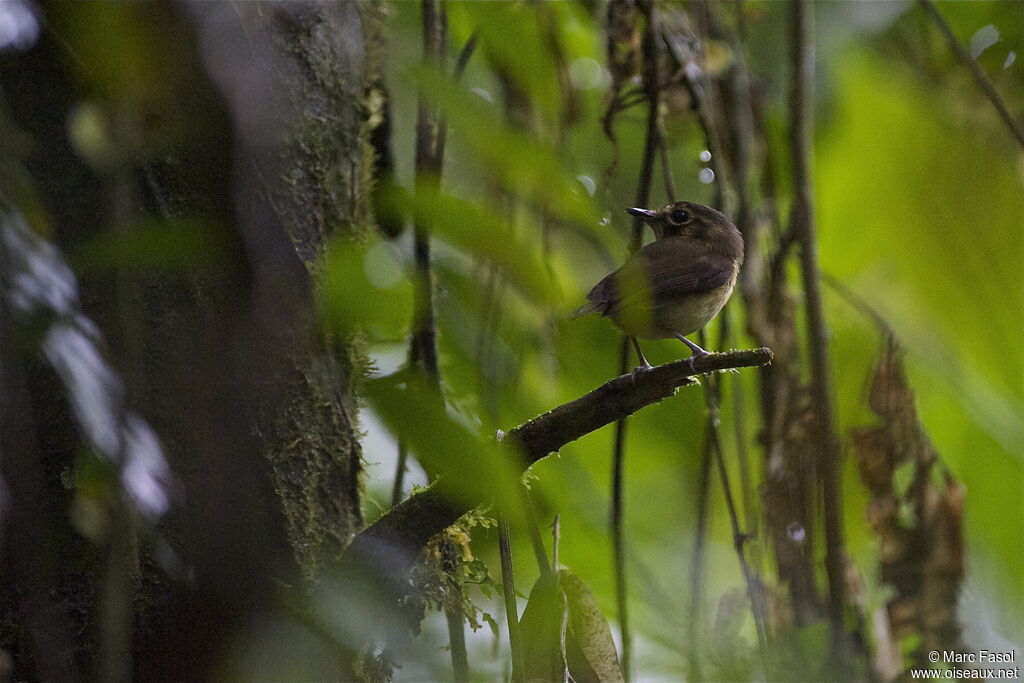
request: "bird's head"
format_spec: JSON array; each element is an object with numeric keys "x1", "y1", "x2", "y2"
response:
[{"x1": 626, "y1": 201, "x2": 743, "y2": 258}]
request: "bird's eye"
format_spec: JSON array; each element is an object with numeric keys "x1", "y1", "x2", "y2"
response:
[{"x1": 670, "y1": 209, "x2": 690, "y2": 224}]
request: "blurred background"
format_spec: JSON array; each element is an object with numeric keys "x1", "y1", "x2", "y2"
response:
[{"x1": 0, "y1": 1, "x2": 1021, "y2": 681}]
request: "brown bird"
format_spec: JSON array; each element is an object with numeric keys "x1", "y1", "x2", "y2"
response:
[{"x1": 576, "y1": 201, "x2": 744, "y2": 371}]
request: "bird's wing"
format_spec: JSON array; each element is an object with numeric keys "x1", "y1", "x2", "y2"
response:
[
  {"x1": 642, "y1": 239, "x2": 735, "y2": 302},
  {"x1": 585, "y1": 239, "x2": 734, "y2": 315}
]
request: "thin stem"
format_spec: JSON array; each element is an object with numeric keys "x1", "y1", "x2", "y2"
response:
[
  {"x1": 391, "y1": 443, "x2": 408, "y2": 506},
  {"x1": 410, "y1": 0, "x2": 446, "y2": 387},
  {"x1": 522, "y1": 485, "x2": 551, "y2": 574},
  {"x1": 707, "y1": 374, "x2": 770, "y2": 666},
  {"x1": 610, "y1": 405, "x2": 631, "y2": 679},
  {"x1": 413, "y1": 3, "x2": 468, "y2": 679},
  {"x1": 665, "y1": 33, "x2": 727, "y2": 210},
  {"x1": 435, "y1": 31, "x2": 479, "y2": 168},
  {"x1": 552, "y1": 514, "x2": 561, "y2": 569},
  {"x1": 446, "y1": 606, "x2": 469, "y2": 683},
  {"x1": 658, "y1": 123, "x2": 677, "y2": 200},
  {"x1": 499, "y1": 518, "x2": 525, "y2": 683},
  {"x1": 789, "y1": 0, "x2": 847, "y2": 663},
  {"x1": 821, "y1": 271, "x2": 895, "y2": 339},
  {"x1": 685, "y1": 422, "x2": 714, "y2": 680},
  {"x1": 918, "y1": 0, "x2": 1024, "y2": 149},
  {"x1": 730, "y1": 350, "x2": 757, "y2": 543},
  {"x1": 611, "y1": 5, "x2": 661, "y2": 680}
]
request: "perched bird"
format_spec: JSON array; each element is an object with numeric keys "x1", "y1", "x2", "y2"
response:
[{"x1": 576, "y1": 201, "x2": 744, "y2": 370}]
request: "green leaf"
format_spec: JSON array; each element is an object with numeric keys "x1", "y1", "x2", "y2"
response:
[
  {"x1": 317, "y1": 236, "x2": 413, "y2": 342},
  {"x1": 362, "y1": 370, "x2": 528, "y2": 525},
  {"x1": 404, "y1": 63, "x2": 602, "y2": 230},
  {"x1": 516, "y1": 569, "x2": 624, "y2": 683},
  {"x1": 388, "y1": 186, "x2": 568, "y2": 306}
]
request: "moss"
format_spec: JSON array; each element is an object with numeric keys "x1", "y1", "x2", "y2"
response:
[{"x1": 232, "y1": 1, "x2": 390, "y2": 582}]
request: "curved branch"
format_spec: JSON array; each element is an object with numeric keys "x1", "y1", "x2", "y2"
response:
[
  {"x1": 509, "y1": 347, "x2": 772, "y2": 463},
  {"x1": 340, "y1": 347, "x2": 773, "y2": 582}
]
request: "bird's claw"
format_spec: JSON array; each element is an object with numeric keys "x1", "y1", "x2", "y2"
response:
[
  {"x1": 630, "y1": 363, "x2": 653, "y2": 382},
  {"x1": 687, "y1": 350, "x2": 710, "y2": 375}
]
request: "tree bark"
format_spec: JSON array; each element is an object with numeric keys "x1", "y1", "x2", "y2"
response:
[{"x1": 0, "y1": 2, "x2": 381, "y2": 679}]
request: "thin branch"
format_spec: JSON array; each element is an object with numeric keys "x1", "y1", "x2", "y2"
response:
[
  {"x1": 410, "y1": 0, "x2": 445, "y2": 386},
  {"x1": 394, "y1": 0, "x2": 452, "y2": 503},
  {"x1": 610, "y1": 399, "x2": 632, "y2": 680},
  {"x1": 685, "y1": 413, "x2": 714, "y2": 681},
  {"x1": 522, "y1": 485, "x2": 551, "y2": 574},
  {"x1": 789, "y1": 0, "x2": 847, "y2": 663},
  {"x1": 662, "y1": 30, "x2": 728, "y2": 210},
  {"x1": 391, "y1": 444, "x2": 409, "y2": 506},
  {"x1": 918, "y1": 0, "x2": 1024, "y2": 149},
  {"x1": 394, "y1": 28, "x2": 478, "y2": 503},
  {"x1": 821, "y1": 271, "x2": 895, "y2": 341},
  {"x1": 499, "y1": 518, "x2": 525, "y2": 683},
  {"x1": 729, "y1": 348, "x2": 757, "y2": 544},
  {"x1": 611, "y1": 4, "x2": 662, "y2": 678},
  {"x1": 412, "y1": 3, "x2": 470, "y2": 680},
  {"x1": 658, "y1": 123, "x2": 677, "y2": 200},
  {"x1": 435, "y1": 31, "x2": 479, "y2": 169},
  {"x1": 445, "y1": 600, "x2": 469, "y2": 683},
  {"x1": 705, "y1": 370, "x2": 770, "y2": 666}
]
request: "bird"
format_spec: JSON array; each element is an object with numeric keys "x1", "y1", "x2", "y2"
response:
[{"x1": 575, "y1": 201, "x2": 744, "y2": 372}]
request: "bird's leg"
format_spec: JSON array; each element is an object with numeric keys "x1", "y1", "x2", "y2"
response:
[
  {"x1": 630, "y1": 336, "x2": 653, "y2": 379},
  {"x1": 675, "y1": 333, "x2": 710, "y2": 373}
]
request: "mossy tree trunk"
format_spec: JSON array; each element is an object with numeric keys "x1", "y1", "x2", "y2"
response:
[{"x1": 0, "y1": 2, "x2": 381, "y2": 679}]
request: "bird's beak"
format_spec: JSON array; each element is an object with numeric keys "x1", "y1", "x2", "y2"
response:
[{"x1": 626, "y1": 207, "x2": 656, "y2": 222}]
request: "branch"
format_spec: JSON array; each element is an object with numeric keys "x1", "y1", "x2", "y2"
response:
[
  {"x1": 340, "y1": 348, "x2": 773, "y2": 583},
  {"x1": 614, "y1": 5, "x2": 662, "y2": 675},
  {"x1": 918, "y1": 0, "x2": 1024, "y2": 149},
  {"x1": 512, "y1": 348, "x2": 771, "y2": 462},
  {"x1": 790, "y1": 0, "x2": 848, "y2": 662}
]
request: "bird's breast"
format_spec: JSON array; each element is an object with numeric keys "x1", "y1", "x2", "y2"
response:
[{"x1": 643, "y1": 265, "x2": 738, "y2": 339}]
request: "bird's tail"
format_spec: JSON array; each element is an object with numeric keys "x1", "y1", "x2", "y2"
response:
[{"x1": 570, "y1": 301, "x2": 601, "y2": 318}]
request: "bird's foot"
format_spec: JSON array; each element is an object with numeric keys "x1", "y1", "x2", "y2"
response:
[
  {"x1": 630, "y1": 362, "x2": 653, "y2": 382},
  {"x1": 686, "y1": 349, "x2": 711, "y2": 375},
  {"x1": 676, "y1": 334, "x2": 712, "y2": 374}
]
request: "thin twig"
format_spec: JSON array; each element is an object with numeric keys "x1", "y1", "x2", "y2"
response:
[
  {"x1": 730, "y1": 340, "x2": 757, "y2": 543},
  {"x1": 705, "y1": 369, "x2": 770, "y2": 666},
  {"x1": 685, "y1": 412, "x2": 714, "y2": 681},
  {"x1": 820, "y1": 271, "x2": 895, "y2": 340},
  {"x1": 668, "y1": 7, "x2": 770, "y2": 670},
  {"x1": 716, "y1": 20, "x2": 760, "y2": 543},
  {"x1": 411, "y1": 3, "x2": 469, "y2": 680},
  {"x1": 394, "y1": 21, "x2": 477, "y2": 506},
  {"x1": 520, "y1": 485, "x2": 551, "y2": 575},
  {"x1": 499, "y1": 517, "x2": 525, "y2": 683},
  {"x1": 391, "y1": 444, "x2": 409, "y2": 506},
  {"x1": 611, "y1": 4, "x2": 662, "y2": 679},
  {"x1": 918, "y1": 0, "x2": 1024, "y2": 149},
  {"x1": 658, "y1": 123, "x2": 677, "y2": 200},
  {"x1": 410, "y1": 0, "x2": 445, "y2": 387},
  {"x1": 789, "y1": 0, "x2": 847, "y2": 663},
  {"x1": 435, "y1": 31, "x2": 479, "y2": 167},
  {"x1": 445, "y1": 605, "x2": 469, "y2": 683},
  {"x1": 610, "y1": 399, "x2": 632, "y2": 679},
  {"x1": 663, "y1": 32, "x2": 728, "y2": 210}
]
